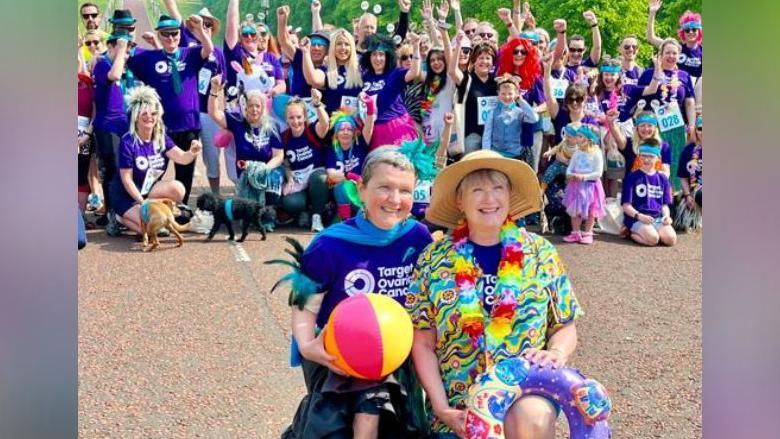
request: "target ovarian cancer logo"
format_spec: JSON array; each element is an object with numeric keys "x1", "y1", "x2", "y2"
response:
[{"x1": 344, "y1": 264, "x2": 414, "y2": 298}]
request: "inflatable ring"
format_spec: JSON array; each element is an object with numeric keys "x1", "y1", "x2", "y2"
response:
[{"x1": 466, "y1": 356, "x2": 612, "y2": 439}]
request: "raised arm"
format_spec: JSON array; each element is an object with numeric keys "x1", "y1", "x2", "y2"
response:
[
  {"x1": 186, "y1": 15, "x2": 214, "y2": 59},
  {"x1": 498, "y1": 8, "x2": 519, "y2": 43},
  {"x1": 360, "y1": 92, "x2": 377, "y2": 144},
  {"x1": 404, "y1": 32, "x2": 422, "y2": 83},
  {"x1": 605, "y1": 109, "x2": 626, "y2": 150},
  {"x1": 107, "y1": 39, "x2": 129, "y2": 82},
  {"x1": 225, "y1": 0, "x2": 240, "y2": 50},
  {"x1": 438, "y1": 24, "x2": 453, "y2": 69},
  {"x1": 641, "y1": 55, "x2": 664, "y2": 96},
  {"x1": 276, "y1": 6, "x2": 296, "y2": 61},
  {"x1": 449, "y1": 0, "x2": 463, "y2": 31},
  {"x1": 583, "y1": 10, "x2": 601, "y2": 65},
  {"x1": 311, "y1": 0, "x2": 323, "y2": 32},
  {"x1": 437, "y1": 112, "x2": 454, "y2": 167},
  {"x1": 162, "y1": 0, "x2": 182, "y2": 22},
  {"x1": 299, "y1": 38, "x2": 326, "y2": 89},
  {"x1": 552, "y1": 19, "x2": 567, "y2": 65},
  {"x1": 207, "y1": 75, "x2": 228, "y2": 129},
  {"x1": 395, "y1": 0, "x2": 412, "y2": 40},
  {"x1": 542, "y1": 54, "x2": 559, "y2": 118},
  {"x1": 447, "y1": 30, "x2": 465, "y2": 85},
  {"x1": 311, "y1": 89, "x2": 329, "y2": 138},
  {"x1": 421, "y1": 0, "x2": 439, "y2": 48},
  {"x1": 646, "y1": 0, "x2": 666, "y2": 48}
]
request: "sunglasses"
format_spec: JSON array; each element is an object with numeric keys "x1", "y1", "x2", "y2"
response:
[
  {"x1": 159, "y1": 30, "x2": 179, "y2": 38},
  {"x1": 513, "y1": 48, "x2": 528, "y2": 56},
  {"x1": 478, "y1": 32, "x2": 494, "y2": 39},
  {"x1": 569, "y1": 47, "x2": 585, "y2": 53},
  {"x1": 464, "y1": 28, "x2": 476, "y2": 35},
  {"x1": 85, "y1": 40, "x2": 100, "y2": 47},
  {"x1": 203, "y1": 20, "x2": 214, "y2": 29},
  {"x1": 241, "y1": 31, "x2": 257, "y2": 39},
  {"x1": 82, "y1": 13, "x2": 98, "y2": 19},
  {"x1": 623, "y1": 44, "x2": 637, "y2": 50},
  {"x1": 684, "y1": 28, "x2": 699, "y2": 34},
  {"x1": 567, "y1": 96, "x2": 585, "y2": 104},
  {"x1": 696, "y1": 127, "x2": 702, "y2": 131},
  {"x1": 461, "y1": 47, "x2": 472, "y2": 54},
  {"x1": 399, "y1": 54, "x2": 412, "y2": 61}
]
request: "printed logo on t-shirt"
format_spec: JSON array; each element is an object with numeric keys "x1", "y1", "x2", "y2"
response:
[
  {"x1": 154, "y1": 59, "x2": 187, "y2": 75},
  {"x1": 635, "y1": 183, "x2": 663, "y2": 199},
  {"x1": 677, "y1": 53, "x2": 701, "y2": 68},
  {"x1": 286, "y1": 147, "x2": 313, "y2": 164},
  {"x1": 337, "y1": 157, "x2": 360, "y2": 174},
  {"x1": 482, "y1": 274, "x2": 498, "y2": 307},
  {"x1": 344, "y1": 268, "x2": 375, "y2": 296},
  {"x1": 336, "y1": 74, "x2": 346, "y2": 86},
  {"x1": 135, "y1": 156, "x2": 149, "y2": 170},
  {"x1": 362, "y1": 80, "x2": 385, "y2": 93}
]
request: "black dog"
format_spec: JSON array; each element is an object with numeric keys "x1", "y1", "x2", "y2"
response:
[{"x1": 195, "y1": 193, "x2": 268, "y2": 242}]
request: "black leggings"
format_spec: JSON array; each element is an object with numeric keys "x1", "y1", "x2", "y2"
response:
[
  {"x1": 94, "y1": 130, "x2": 121, "y2": 213},
  {"x1": 169, "y1": 129, "x2": 200, "y2": 204}
]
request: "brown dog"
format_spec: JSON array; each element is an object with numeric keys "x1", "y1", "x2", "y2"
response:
[{"x1": 140, "y1": 199, "x2": 189, "y2": 252}]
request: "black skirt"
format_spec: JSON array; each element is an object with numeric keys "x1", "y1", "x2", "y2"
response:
[{"x1": 282, "y1": 358, "x2": 430, "y2": 439}]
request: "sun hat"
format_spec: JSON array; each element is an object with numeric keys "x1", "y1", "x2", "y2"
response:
[
  {"x1": 109, "y1": 10, "x2": 137, "y2": 26},
  {"x1": 156, "y1": 14, "x2": 181, "y2": 31},
  {"x1": 425, "y1": 150, "x2": 541, "y2": 228},
  {"x1": 195, "y1": 7, "x2": 221, "y2": 35}
]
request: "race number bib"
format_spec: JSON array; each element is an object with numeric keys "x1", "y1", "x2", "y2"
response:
[
  {"x1": 551, "y1": 78, "x2": 569, "y2": 100},
  {"x1": 654, "y1": 101, "x2": 685, "y2": 133},
  {"x1": 198, "y1": 68, "x2": 212, "y2": 95},
  {"x1": 477, "y1": 96, "x2": 498, "y2": 126},
  {"x1": 140, "y1": 168, "x2": 165, "y2": 196},
  {"x1": 413, "y1": 179, "x2": 432, "y2": 204}
]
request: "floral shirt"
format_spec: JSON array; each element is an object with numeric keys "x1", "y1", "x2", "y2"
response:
[{"x1": 406, "y1": 230, "x2": 582, "y2": 433}]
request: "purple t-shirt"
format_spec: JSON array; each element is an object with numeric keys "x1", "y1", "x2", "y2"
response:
[
  {"x1": 552, "y1": 110, "x2": 598, "y2": 144},
  {"x1": 92, "y1": 56, "x2": 129, "y2": 135},
  {"x1": 116, "y1": 133, "x2": 175, "y2": 189},
  {"x1": 288, "y1": 49, "x2": 326, "y2": 98},
  {"x1": 224, "y1": 110, "x2": 282, "y2": 177},
  {"x1": 677, "y1": 143, "x2": 702, "y2": 190},
  {"x1": 222, "y1": 41, "x2": 283, "y2": 91},
  {"x1": 564, "y1": 58, "x2": 597, "y2": 84},
  {"x1": 621, "y1": 65, "x2": 642, "y2": 87},
  {"x1": 362, "y1": 67, "x2": 410, "y2": 123},
  {"x1": 520, "y1": 77, "x2": 546, "y2": 106},
  {"x1": 679, "y1": 45, "x2": 702, "y2": 78},
  {"x1": 178, "y1": 27, "x2": 227, "y2": 112},
  {"x1": 326, "y1": 136, "x2": 369, "y2": 176},
  {"x1": 127, "y1": 46, "x2": 207, "y2": 132},
  {"x1": 321, "y1": 65, "x2": 362, "y2": 114},
  {"x1": 595, "y1": 86, "x2": 634, "y2": 122},
  {"x1": 621, "y1": 169, "x2": 673, "y2": 228},
  {"x1": 636, "y1": 67, "x2": 696, "y2": 124},
  {"x1": 302, "y1": 218, "x2": 433, "y2": 327},
  {"x1": 283, "y1": 123, "x2": 325, "y2": 182},
  {"x1": 622, "y1": 138, "x2": 672, "y2": 178},
  {"x1": 471, "y1": 241, "x2": 501, "y2": 313}
]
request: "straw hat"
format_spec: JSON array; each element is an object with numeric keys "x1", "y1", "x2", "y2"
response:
[
  {"x1": 425, "y1": 150, "x2": 541, "y2": 229},
  {"x1": 197, "y1": 7, "x2": 222, "y2": 36}
]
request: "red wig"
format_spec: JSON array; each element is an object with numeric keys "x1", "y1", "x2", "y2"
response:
[
  {"x1": 677, "y1": 11, "x2": 703, "y2": 45},
  {"x1": 497, "y1": 38, "x2": 540, "y2": 91}
]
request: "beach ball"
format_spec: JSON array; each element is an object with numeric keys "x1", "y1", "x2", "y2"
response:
[
  {"x1": 324, "y1": 294, "x2": 413, "y2": 380},
  {"x1": 213, "y1": 129, "x2": 233, "y2": 148}
]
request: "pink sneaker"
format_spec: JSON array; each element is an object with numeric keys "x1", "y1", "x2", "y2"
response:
[
  {"x1": 563, "y1": 231, "x2": 581, "y2": 243},
  {"x1": 579, "y1": 231, "x2": 594, "y2": 244}
]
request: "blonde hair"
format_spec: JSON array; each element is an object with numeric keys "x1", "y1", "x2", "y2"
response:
[
  {"x1": 241, "y1": 89, "x2": 278, "y2": 138},
  {"x1": 327, "y1": 29, "x2": 362, "y2": 90},
  {"x1": 127, "y1": 86, "x2": 166, "y2": 154},
  {"x1": 632, "y1": 111, "x2": 663, "y2": 155}
]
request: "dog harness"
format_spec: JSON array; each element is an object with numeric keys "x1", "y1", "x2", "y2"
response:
[
  {"x1": 140, "y1": 201, "x2": 150, "y2": 224},
  {"x1": 224, "y1": 198, "x2": 235, "y2": 222}
]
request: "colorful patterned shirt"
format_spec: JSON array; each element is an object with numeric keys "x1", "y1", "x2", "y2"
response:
[{"x1": 406, "y1": 230, "x2": 583, "y2": 433}]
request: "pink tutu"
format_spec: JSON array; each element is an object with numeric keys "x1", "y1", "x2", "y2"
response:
[
  {"x1": 563, "y1": 179, "x2": 606, "y2": 219},
  {"x1": 369, "y1": 113, "x2": 419, "y2": 150}
]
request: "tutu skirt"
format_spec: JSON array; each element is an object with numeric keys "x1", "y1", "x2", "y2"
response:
[
  {"x1": 370, "y1": 113, "x2": 419, "y2": 151},
  {"x1": 564, "y1": 179, "x2": 606, "y2": 219}
]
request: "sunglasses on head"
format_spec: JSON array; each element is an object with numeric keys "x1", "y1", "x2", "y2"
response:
[
  {"x1": 569, "y1": 47, "x2": 585, "y2": 53},
  {"x1": 160, "y1": 30, "x2": 179, "y2": 38},
  {"x1": 567, "y1": 96, "x2": 585, "y2": 103},
  {"x1": 85, "y1": 40, "x2": 100, "y2": 47},
  {"x1": 623, "y1": 44, "x2": 637, "y2": 50},
  {"x1": 684, "y1": 28, "x2": 699, "y2": 34},
  {"x1": 513, "y1": 48, "x2": 528, "y2": 56},
  {"x1": 82, "y1": 13, "x2": 98, "y2": 19},
  {"x1": 479, "y1": 32, "x2": 494, "y2": 39}
]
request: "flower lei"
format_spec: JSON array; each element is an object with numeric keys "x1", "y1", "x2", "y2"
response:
[
  {"x1": 660, "y1": 66, "x2": 680, "y2": 103},
  {"x1": 452, "y1": 217, "x2": 524, "y2": 359},
  {"x1": 419, "y1": 76, "x2": 441, "y2": 135}
]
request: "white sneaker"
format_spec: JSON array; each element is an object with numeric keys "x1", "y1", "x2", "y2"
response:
[{"x1": 311, "y1": 214, "x2": 324, "y2": 233}]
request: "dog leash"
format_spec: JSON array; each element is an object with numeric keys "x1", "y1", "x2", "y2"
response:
[
  {"x1": 140, "y1": 201, "x2": 150, "y2": 224},
  {"x1": 224, "y1": 198, "x2": 234, "y2": 222}
]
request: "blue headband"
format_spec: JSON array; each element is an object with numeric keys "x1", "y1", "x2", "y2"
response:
[
  {"x1": 519, "y1": 31, "x2": 539, "y2": 43},
  {"x1": 635, "y1": 114, "x2": 658, "y2": 126},
  {"x1": 600, "y1": 65, "x2": 621, "y2": 73},
  {"x1": 241, "y1": 25, "x2": 257, "y2": 35},
  {"x1": 335, "y1": 118, "x2": 357, "y2": 131},
  {"x1": 563, "y1": 125, "x2": 579, "y2": 138},
  {"x1": 578, "y1": 126, "x2": 600, "y2": 144},
  {"x1": 681, "y1": 21, "x2": 702, "y2": 30},
  {"x1": 696, "y1": 115, "x2": 703, "y2": 128},
  {"x1": 310, "y1": 36, "x2": 329, "y2": 47},
  {"x1": 638, "y1": 144, "x2": 661, "y2": 157}
]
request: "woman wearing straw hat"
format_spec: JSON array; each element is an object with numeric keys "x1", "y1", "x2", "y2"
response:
[{"x1": 407, "y1": 150, "x2": 583, "y2": 438}]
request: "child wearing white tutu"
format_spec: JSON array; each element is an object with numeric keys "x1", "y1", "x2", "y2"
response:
[{"x1": 563, "y1": 124, "x2": 606, "y2": 244}]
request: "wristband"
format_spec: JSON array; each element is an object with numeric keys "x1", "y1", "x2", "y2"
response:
[
  {"x1": 591, "y1": 23, "x2": 598, "y2": 28},
  {"x1": 210, "y1": 93, "x2": 219, "y2": 97},
  {"x1": 633, "y1": 212, "x2": 639, "y2": 220},
  {"x1": 312, "y1": 101, "x2": 322, "y2": 108}
]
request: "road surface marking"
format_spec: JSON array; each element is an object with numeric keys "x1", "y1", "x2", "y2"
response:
[{"x1": 229, "y1": 241, "x2": 251, "y2": 262}]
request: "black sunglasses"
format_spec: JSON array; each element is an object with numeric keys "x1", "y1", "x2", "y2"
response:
[
  {"x1": 461, "y1": 47, "x2": 472, "y2": 54},
  {"x1": 85, "y1": 40, "x2": 100, "y2": 47},
  {"x1": 82, "y1": 13, "x2": 98, "y2": 19},
  {"x1": 464, "y1": 28, "x2": 476, "y2": 35},
  {"x1": 513, "y1": 48, "x2": 528, "y2": 56},
  {"x1": 478, "y1": 32, "x2": 494, "y2": 39},
  {"x1": 160, "y1": 30, "x2": 180, "y2": 38},
  {"x1": 567, "y1": 96, "x2": 585, "y2": 103},
  {"x1": 684, "y1": 28, "x2": 699, "y2": 34},
  {"x1": 569, "y1": 47, "x2": 585, "y2": 53},
  {"x1": 696, "y1": 127, "x2": 702, "y2": 131},
  {"x1": 399, "y1": 54, "x2": 412, "y2": 61},
  {"x1": 623, "y1": 44, "x2": 637, "y2": 50},
  {"x1": 203, "y1": 20, "x2": 214, "y2": 29}
]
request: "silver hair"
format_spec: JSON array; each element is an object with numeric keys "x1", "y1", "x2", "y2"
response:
[{"x1": 361, "y1": 146, "x2": 416, "y2": 185}]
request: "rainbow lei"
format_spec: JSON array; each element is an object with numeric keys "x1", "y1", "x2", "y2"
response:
[
  {"x1": 452, "y1": 217, "x2": 525, "y2": 358},
  {"x1": 419, "y1": 76, "x2": 441, "y2": 133}
]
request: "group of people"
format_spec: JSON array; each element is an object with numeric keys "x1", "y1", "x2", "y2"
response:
[{"x1": 78, "y1": 0, "x2": 701, "y2": 436}]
